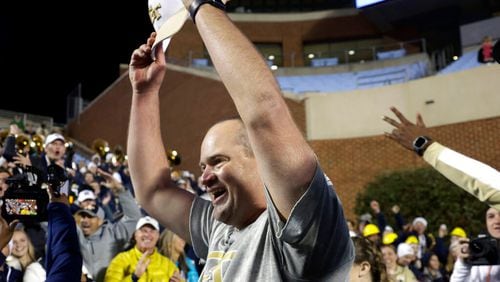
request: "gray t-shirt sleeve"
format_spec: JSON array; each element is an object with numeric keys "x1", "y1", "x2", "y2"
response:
[
  {"x1": 190, "y1": 197, "x2": 214, "y2": 260},
  {"x1": 265, "y1": 163, "x2": 354, "y2": 280}
]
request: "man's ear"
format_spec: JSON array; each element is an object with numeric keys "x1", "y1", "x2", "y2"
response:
[{"x1": 359, "y1": 261, "x2": 372, "y2": 277}]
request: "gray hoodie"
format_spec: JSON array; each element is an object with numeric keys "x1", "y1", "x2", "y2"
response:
[{"x1": 77, "y1": 189, "x2": 141, "y2": 282}]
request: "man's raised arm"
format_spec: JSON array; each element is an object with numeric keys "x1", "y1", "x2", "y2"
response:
[
  {"x1": 127, "y1": 33, "x2": 194, "y2": 241},
  {"x1": 188, "y1": 5, "x2": 317, "y2": 220}
]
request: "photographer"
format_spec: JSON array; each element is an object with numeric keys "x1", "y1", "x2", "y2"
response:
[
  {"x1": 450, "y1": 207, "x2": 500, "y2": 281},
  {"x1": 44, "y1": 182, "x2": 82, "y2": 281}
]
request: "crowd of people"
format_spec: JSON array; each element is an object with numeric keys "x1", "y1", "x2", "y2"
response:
[
  {"x1": 0, "y1": 126, "x2": 203, "y2": 281},
  {"x1": 0, "y1": 1, "x2": 498, "y2": 281}
]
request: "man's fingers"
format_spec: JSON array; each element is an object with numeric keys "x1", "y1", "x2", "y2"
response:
[
  {"x1": 147, "y1": 32, "x2": 156, "y2": 46},
  {"x1": 154, "y1": 41, "x2": 166, "y2": 64},
  {"x1": 139, "y1": 249, "x2": 152, "y2": 263},
  {"x1": 390, "y1": 107, "x2": 411, "y2": 125},
  {"x1": 382, "y1": 116, "x2": 400, "y2": 128},
  {"x1": 416, "y1": 113, "x2": 426, "y2": 127},
  {"x1": 384, "y1": 132, "x2": 398, "y2": 141}
]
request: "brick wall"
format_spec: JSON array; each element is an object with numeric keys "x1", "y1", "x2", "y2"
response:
[{"x1": 310, "y1": 117, "x2": 500, "y2": 220}]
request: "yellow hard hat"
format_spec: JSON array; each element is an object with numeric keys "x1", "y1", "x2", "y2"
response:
[
  {"x1": 383, "y1": 232, "x2": 398, "y2": 245},
  {"x1": 405, "y1": 235, "x2": 419, "y2": 244},
  {"x1": 363, "y1": 224, "x2": 380, "y2": 237},
  {"x1": 450, "y1": 227, "x2": 467, "y2": 238}
]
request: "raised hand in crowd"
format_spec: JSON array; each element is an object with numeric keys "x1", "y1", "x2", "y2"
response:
[
  {"x1": 12, "y1": 152, "x2": 32, "y2": 168},
  {"x1": 391, "y1": 204, "x2": 400, "y2": 214},
  {"x1": 383, "y1": 106, "x2": 500, "y2": 210},
  {"x1": 97, "y1": 168, "x2": 124, "y2": 194},
  {"x1": 383, "y1": 106, "x2": 432, "y2": 153},
  {"x1": 438, "y1": 224, "x2": 448, "y2": 239},
  {"x1": 370, "y1": 200, "x2": 381, "y2": 214}
]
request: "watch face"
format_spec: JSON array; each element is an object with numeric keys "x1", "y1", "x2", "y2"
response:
[{"x1": 414, "y1": 137, "x2": 427, "y2": 148}]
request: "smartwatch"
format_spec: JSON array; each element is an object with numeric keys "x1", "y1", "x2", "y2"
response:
[{"x1": 413, "y1": 136, "x2": 432, "y2": 156}]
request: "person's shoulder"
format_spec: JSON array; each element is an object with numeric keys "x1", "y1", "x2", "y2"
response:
[
  {"x1": 25, "y1": 261, "x2": 46, "y2": 277},
  {"x1": 111, "y1": 248, "x2": 133, "y2": 262},
  {"x1": 155, "y1": 252, "x2": 179, "y2": 269}
]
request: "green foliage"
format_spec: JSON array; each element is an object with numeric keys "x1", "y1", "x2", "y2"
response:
[{"x1": 355, "y1": 167, "x2": 489, "y2": 237}]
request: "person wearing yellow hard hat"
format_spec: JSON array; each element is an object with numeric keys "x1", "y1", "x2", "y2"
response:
[
  {"x1": 450, "y1": 227, "x2": 466, "y2": 241},
  {"x1": 383, "y1": 232, "x2": 398, "y2": 246},
  {"x1": 363, "y1": 223, "x2": 381, "y2": 245},
  {"x1": 405, "y1": 235, "x2": 419, "y2": 258},
  {"x1": 405, "y1": 235, "x2": 419, "y2": 244}
]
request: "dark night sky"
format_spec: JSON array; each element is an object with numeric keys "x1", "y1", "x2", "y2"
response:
[
  {"x1": 0, "y1": 0, "x2": 154, "y2": 123},
  {"x1": 1, "y1": 0, "x2": 496, "y2": 124}
]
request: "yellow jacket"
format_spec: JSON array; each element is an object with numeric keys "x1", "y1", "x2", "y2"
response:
[{"x1": 105, "y1": 247, "x2": 179, "y2": 282}]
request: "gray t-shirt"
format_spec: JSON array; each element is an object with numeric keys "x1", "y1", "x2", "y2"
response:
[{"x1": 190, "y1": 164, "x2": 354, "y2": 281}]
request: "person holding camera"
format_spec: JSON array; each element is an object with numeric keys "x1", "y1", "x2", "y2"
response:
[
  {"x1": 449, "y1": 207, "x2": 500, "y2": 281},
  {"x1": 44, "y1": 181, "x2": 82, "y2": 281}
]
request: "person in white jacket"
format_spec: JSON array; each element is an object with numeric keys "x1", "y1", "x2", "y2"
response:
[
  {"x1": 449, "y1": 207, "x2": 500, "y2": 281},
  {"x1": 382, "y1": 106, "x2": 500, "y2": 210}
]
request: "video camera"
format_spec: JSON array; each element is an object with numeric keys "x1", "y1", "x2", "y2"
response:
[
  {"x1": 0, "y1": 163, "x2": 68, "y2": 223},
  {"x1": 467, "y1": 235, "x2": 500, "y2": 265},
  {"x1": 1, "y1": 166, "x2": 48, "y2": 223}
]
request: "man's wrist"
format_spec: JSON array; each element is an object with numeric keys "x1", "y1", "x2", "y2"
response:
[
  {"x1": 132, "y1": 273, "x2": 140, "y2": 282},
  {"x1": 188, "y1": 0, "x2": 225, "y2": 24},
  {"x1": 412, "y1": 136, "x2": 433, "y2": 156}
]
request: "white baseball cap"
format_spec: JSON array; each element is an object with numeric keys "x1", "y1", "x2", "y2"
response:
[
  {"x1": 44, "y1": 133, "x2": 65, "y2": 147},
  {"x1": 78, "y1": 190, "x2": 96, "y2": 202},
  {"x1": 397, "y1": 243, "x2": 414, "y2": 258},
  {"x1": 413, "y1": 217, "x2": 428, "y2": 228},
  {"x1": 136, "y1": 216, "x2": 160, "y2": 231},
  {"x1": 148, "y1": 0, "x2": 189, "y2": 56}
]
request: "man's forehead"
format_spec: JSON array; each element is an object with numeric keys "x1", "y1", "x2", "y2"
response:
[
  {"x1": 203, "y1": 121, "x2": 240, "y2": 146},
  {"x1": 200, "y1": 120, "x2": 247, "y2": 160},
  {"x1": 209, "y1": 119, "x2": 243, "y2": 133}
]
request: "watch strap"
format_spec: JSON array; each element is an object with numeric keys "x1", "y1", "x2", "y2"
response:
[{"x1": 188, "y1": 0, "x2": 226, "y2": 24}]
